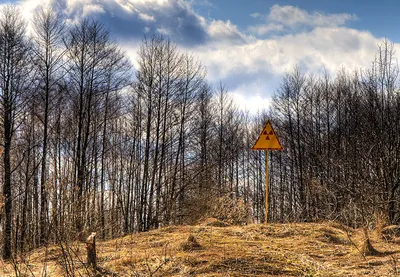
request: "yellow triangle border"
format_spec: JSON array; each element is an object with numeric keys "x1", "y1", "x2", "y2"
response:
[{"x1": 252, "y1": 120, "x2": 283, "y2": 150}]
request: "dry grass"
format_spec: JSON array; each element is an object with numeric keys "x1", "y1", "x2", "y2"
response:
[{"x1": 2, "y1": 221, "x2": 400, "y2": 276}]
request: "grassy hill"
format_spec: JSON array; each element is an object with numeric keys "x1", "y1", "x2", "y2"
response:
[{"x1": 1, "y1": 220, "x2": 400, "y2": 276}]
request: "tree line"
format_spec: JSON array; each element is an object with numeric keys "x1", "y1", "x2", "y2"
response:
[
  {"x1": 269, "y1": 40, "x2": 400, "y2": 227},
  {"x1": 0, "y1": 5, "x2": 264, "y2": 259},
  {"x1": 0, "y1": 4, "x2": 399, "y2": 260}
]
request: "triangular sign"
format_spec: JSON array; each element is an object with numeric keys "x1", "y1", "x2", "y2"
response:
[{"x1": 252, "y1": 121, "x2": 283, "y2": 150}]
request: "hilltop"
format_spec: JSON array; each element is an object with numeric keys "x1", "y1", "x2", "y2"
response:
[{"x1": 1, "y1": 220, "x2": 400, "y2": 276}]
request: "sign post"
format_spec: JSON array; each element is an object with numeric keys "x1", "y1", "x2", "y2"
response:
[
  {"x1": 252, "y1": 121, "x2": 283, "y2": 223},
  {"x1": 265, "y1": 149, "x2": 269, "y2": 222}
]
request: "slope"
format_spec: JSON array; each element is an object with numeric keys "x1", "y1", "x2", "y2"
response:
[{"x1": 1, "y1": 221, "x2": 400, "y2": 276}]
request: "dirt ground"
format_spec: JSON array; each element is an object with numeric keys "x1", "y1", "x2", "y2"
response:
[{"x1": 1, "y1": 221, "x2": 400, "y2": 276}]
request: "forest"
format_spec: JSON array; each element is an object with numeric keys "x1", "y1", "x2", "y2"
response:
[{"x1": 1, "y1": 4, "x2": 400, "y2": 261}]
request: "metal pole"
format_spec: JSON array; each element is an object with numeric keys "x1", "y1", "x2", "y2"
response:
[{"x1": 265, "y1": 150, "x2": 269, "y2": 223}]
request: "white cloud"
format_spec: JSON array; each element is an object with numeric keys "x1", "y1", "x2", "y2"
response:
[
  {"x1": 196, "y1": 6, "x2": 385, "y2": 113},
  {"x1": 156, "y1": 27, "x2": 170, "y2": 35},
  {"x1": 208, "y1": 20, "x2": 247, "y2": 45},
  {"x1": 17, "y1": 0, "x2": 51, "y2": 21},
  {"x1": 82, "y1": 4, "x2": 105, "y2": 18},
  {"x1": 195, "y1": 25, "x2": 383, "y2": 113},
  {"x1": 115, "y1": 0, "x2": 134, "y2": 13},
  {"x1": 248, "y1": 23, "x2": 284, "y2": 35},
  {"x1": 230, "y1": 85, "x2": 272, "y2": 114},
  {"x1": 248, "y1": 5, "x2": 357, "y2": 37},
  {"x1": 17, "y1": 0, "x2": 209, "y2": 45},
  {"x1": 11, "y1": 1, "x2": 393, "y2": 115},
  {"x1": 191, "y1": 5, "x2": 375, "y2": 92},
  {"x1": 138, "y1": 12, "x2": 155, "y2": 22},
  {"x1": 250, "y1": 12, "x2": 261, "y2": 19},
  {"x1": 268, "y1": 5, "x2": 357, "y2": 28}
]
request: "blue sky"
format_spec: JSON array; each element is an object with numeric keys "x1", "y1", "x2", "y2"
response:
[
  {"x1": 4, "y1": 0, "x2": 400, "y2": 112},
  {"x1": 197, "y1": 0, "x2": 400, "y2": 39}
]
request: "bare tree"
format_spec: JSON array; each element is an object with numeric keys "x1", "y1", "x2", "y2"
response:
[
  {"x1": 0, "y1": 5, "x2": 31, "y2": 259},
  {"x1": 31, "y1": 7, "x2": 65, "y2": 245}
]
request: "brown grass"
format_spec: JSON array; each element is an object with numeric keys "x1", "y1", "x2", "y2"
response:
[
  {"x1": 180, "y1": 234, "x2": 202, "y2": 251},
  {"x1": 2, "y1": 222, "x2": 400, "y2": 276}
]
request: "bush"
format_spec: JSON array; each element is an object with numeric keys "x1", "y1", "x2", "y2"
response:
[{"x1": 210, "y1": 194, "x2": 252, "y2": 225}]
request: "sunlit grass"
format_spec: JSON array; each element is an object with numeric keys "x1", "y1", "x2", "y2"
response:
[{"x1": 2, "y1": 221, "x2": 400, "y2": 276}]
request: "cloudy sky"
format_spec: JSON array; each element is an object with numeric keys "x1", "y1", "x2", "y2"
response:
[{"x1": 3, "y1": 0, "x2": 399, "y2": 112}]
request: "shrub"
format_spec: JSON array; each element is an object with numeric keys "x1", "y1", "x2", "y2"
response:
[{"x1": 210, "y1": 194, "x2": 252, "y2": 225}]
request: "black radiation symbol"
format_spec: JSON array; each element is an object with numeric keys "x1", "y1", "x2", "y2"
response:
[
  {"x1": 263, "y1": 127, "x2": 275, "y2": 140},
  {"x1": 265, "y1": 129, "x2": 274, "y2": 140}
]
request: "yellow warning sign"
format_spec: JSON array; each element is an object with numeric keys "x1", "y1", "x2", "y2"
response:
[{"x1": 252, "y1": 121, "x2": 283, "y2": 150}]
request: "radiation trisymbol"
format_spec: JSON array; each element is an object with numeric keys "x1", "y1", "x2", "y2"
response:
[{"x1": 252, "y1": 121, "x2": 283, "y2": 150}]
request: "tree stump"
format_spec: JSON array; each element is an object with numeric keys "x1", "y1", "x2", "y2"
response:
[
  {"x1": 361, "y1": 228, "x2": 379, "y2": 256},
  {"x1": 86, "y1": 232, "x2": 97, "y2": 269}
]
